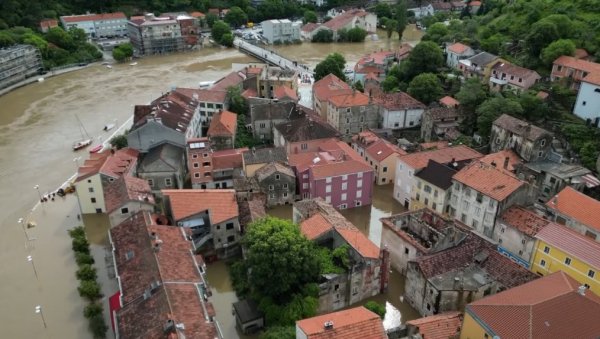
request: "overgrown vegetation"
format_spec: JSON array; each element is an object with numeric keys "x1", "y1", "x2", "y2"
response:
[
  {"x1": 109, "y1": 134, "x2": 128, "y2": 150},
  {"x1": 68, "y1": 226, "x2": 107, "y2": 338},
  {"x1": 227, "y1": 86, "x2": 261, "y2": 148},
  {"x1": 364, "y1": 301, "x2": 386, "y2": 319},
  {"x1": 314, "y1": 52, "x2": 346, "y2": 82},
  {"x1": 112, "y1": 43, "x2": 133, "y2": 62}
]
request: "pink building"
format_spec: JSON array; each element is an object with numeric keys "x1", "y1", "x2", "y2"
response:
[{"x1": 289, "y1": 139, "x2": 373, "y2": 209}]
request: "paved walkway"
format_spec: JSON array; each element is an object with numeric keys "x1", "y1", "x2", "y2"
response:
[
  {"x1": 234, "y1": 38, "x2": 313, "y2": 76},
  {"x1": 0, "y1": 64, "x2": 95, "y2": 97}
]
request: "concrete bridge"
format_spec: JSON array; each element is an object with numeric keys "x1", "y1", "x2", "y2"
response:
[{"x1": 234, "y1": 38, "x2": 314, "y2": 77}]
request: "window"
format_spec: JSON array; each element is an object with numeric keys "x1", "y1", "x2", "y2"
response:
[
  {"x1": 588, "y1": 270, "x2": 596, "y2": 278},
  {"x1": 203, "y1": 153, "x2": 208, "y2": 158},
  {"x1": 454, "y1": 182, "x2": 460, "y2": 191},
  {"x1": 301, "y1": 143, "x2": 308, "y2": 150},
  {"x1": 489, "y1": 199, "x2": 495, "y2": 208},
  {"x1": 270, "y1": 193, "x2": 275, "y2": 199},
  {"x1": 357, "y1": 190, "x2": 362, "y2": 198},
  {"x1": 355, "y1": 201, "x2": 361, "y2": 206},
  {"x1": 326, "y1": 177, "x2": 332, "y2": 183},
  {"x1": 475, "y1": 207, "x2": 481, "y2": 216},
  {"x1": 340, "y1": 203, "x2": 348, "y2": 209},
  {"x1": 357, "y1": 172, "x2": 363, "y2": 178},
  {"x1": 472, "y1": 220, "x2": 478, "y2": 229},
  {"x1": 303, "y1": 183, "x2": 308, "y2": 189},
  {"x1": 326, "y1": 185, "x2": 332, "y2": 193},
  {"x1": 345, "y1": 129, "x2": 350, "y2": 134},
  {"x1": 283, "y1": 192, "x2": 288, "y2": 198},
  {"x1": 283, "y1": 183, "x2": 288, "y2": 189},
  {"x1": 432, "y1": 202, "x2": 437, "y2": 210},
  {"x1": 521, "y1": 239, "x2": 526, "y2": 244},
  {"x1": 416, "y1": 193, "x2": 420, "y2": 201},
  {"x1": 91, "y1": 197, "x2": 96, "y2": 203},
  {"x1": 269, "y1": 185, "x2": 274, "y2": 191},
  {"x1": 342, "y1": 175, "x2": 348, "y2": 181},
  {"x1": 342, "y1": 182, "x2": 347, "y2": 190},
  {"x1": 346, "y1": 117, "x2": 350, "y2": 124},
  {"x1": 341, "y1": 193, "x2": 347, "y2": 201},
  {"x1": 476, "y1": 193, "x2": 483, "y2": 203},
  {"x1": 434, "y1": 190, "x2": 438, "y2": 197},
  {"x1": 417, "y1": 181, "x2": 422, "y2": 189},
  {"x1": 192, "y1": 154, "x2": 198, "y2": 159},
  {"x1": 463, "y1": 200, "x2": 470, "y2": 210},
  {"x1": 465, "y1": 188, "x2": 471, "y2": 197},
  {"x1": 357, "y1": 179, "x2": 363, "y2": 188},
  {"x1": 259, "y1": 123, "x2": 266, "y2": 128},
  {"x1": 326, "y1": 195, "x2": 331, "y2": 203},
  {"x1": 461, "y1": 214, "x2": 466, "y2": 222},
  {"x1": 383, "y1": 166, "x2": 388, "y2": 173},
  {"x1": 424, "y1": 198, "x2": 429, "y2": 206},
  {"x1": 424, "y1": 185, "x2": 431, "y2": 193},
  {"x1": 226, "y1": 223, "x2": 234, "y2": 230},
  {"x1": 538, "y1": 151, "x2": 543, "y2": 158},
  {"x1": 193, "y1": 162, "x2": 199, "y2": 168},
  {"x1": 227, "y1": 235, "x2": 235, "y2": 243},
  {"x1": 565, "y1": 258, "x2": 572, "y2": 265},
  {"x1": 543, "y1": 246, "x2": 550, "y2": 254},
  {"x1": 165, "y1": 178, "x2": 172, "y2": 187},
  {"x1": 405, "y1": 248, "x2": 409, "y2": 255},
  {"x1": 540, "y1": 259, "x2": 546, "y2": 267},
  {"x1": 194, "y1": 173, "x2": 200, "y2": 178}
]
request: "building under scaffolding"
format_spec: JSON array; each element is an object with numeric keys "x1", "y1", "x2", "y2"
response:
[
  {"x1": 127, "y1": 13, "x2": 199, "y2": 56},
  {"x1": 0, "y1": 44, "x2": 43, "y2": 90}
]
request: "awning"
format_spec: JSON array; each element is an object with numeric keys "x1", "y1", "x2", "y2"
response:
[
  {"x1": 582, "y1": 174, "x2": 600, "y2": 188},
  {"x1": 108, "y1": 291, "x2": 121, "y2": 332}
]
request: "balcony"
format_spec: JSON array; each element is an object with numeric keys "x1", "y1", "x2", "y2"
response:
[
  {"x1": 193, "y1": 233, "x2": 213, "y2": 249},
  {"x1": 489, "y1": 76, "x2": 508, "y2": 85}
]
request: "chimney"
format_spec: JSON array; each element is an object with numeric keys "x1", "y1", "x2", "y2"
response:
[
  {"x1": 578, "y1": 285, "x2": 587, "y2": 296},
  {"x1": 552, "y1": 196, "x2": 558, "y2": 206},
  {"x1": 503, "y1": 157, "x2": 510, "y2": 170},
  {"x1": 490, "y1": 161, "x2": 497, "y2": 167},
  {"x1": 324, "y1": 321, "x2": 334, "y2": 330},
  {"x1": 251, "y1": 147, "x2": 256, "y2": 155}
]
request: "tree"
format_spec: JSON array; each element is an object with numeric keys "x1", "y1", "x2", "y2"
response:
[
  {"x1": 384, "y1": 18, "x2": 398, "y2": 39},
  {"x1": 303, "y1": 10, "x2": 317, "y2": 24},
  {"x1": 76, "y1": 264, "x2": 98, "y2": 281},
  {"x1": 353, "y1": 80, "x2": 364, "y2": 92},
  {"x1": 314, "y1": 53, "x2": 346, "y2": 81},
  {"x1": 220, "y1": 32, "x2": 234, "y2": 47},
  {"x1": 399, "y1": 41, "x2": 444, "y2": 82},
  {"x1": 365, "y1": 301, "x2": 386, "y2": 319},
  {"x1": 374, "y1": 3, "x2": 392, "y2": 20},
  {"x1": 0, "y1": 31, "x2": 15, "y2": 47},
  {"x1": 78, "y1": 280, "x2": 102, "y2": 300},
  {"x1": 89, "y1": 314, "x2": 108, "y2": 339},
  {"x1": 395, "y1": 0, "x2": 408, "y2": 41},
  {"x1": 381, "y1": 75, "x2": 399, "y2": 93},
  {"x1": 109, "y1": 134, "x2": 128, "y2": 149},
  {"x1": 580, "y1": 141, "x2": 600, "y2": 170},
  {"x1": 346, "y1": 27, "x2": 368, "y2": 42},
  {"x1": 211, "y1": 20, "x2": 231, "y2": 44},
  {"x1": 518, "y1": 92, "x2": 547, "y2": 121},
  {"x1": 227, "y1": 86, "x2": 247, "y2": 115},
  {"x1": 407, "y1": 73, "x2": 443, "y2": 104},
  {"x1": 243, "y1": 217, "x2": 320, "y2": 302},
  {"x1": 84, "y1": 303, "x2": 103, "y2": 319},
  {"x1": 72, "y1": 237, "x2": 90, "y2": 254},
  {"x1": 526, "y1": 20, "x2": 559, "y2": 57},
  {"x1": 206, "y1": 13, "x2": 218, "y2": 27},
  {"x1": 45, "y1": 27, "x2": 75, "y2": 50},
  {"x1": 224, "y1": 6, "x2": 248, "y2": 28},
  {"x1": 112, "y1": 43, "x2": 133, "y2": 62},
  {"x1": 75, "y1": 252, "x2": 95, "y2": 266},
  {"x1": 541, "y1": 39, "x2": 575, "y2": 66},
  {"x1": 476, "y1": 97, "x2": 523, "y2": 138},
  {"x1": 260, "y1": 326, "x2": 295, "y2": 339},
  {"x1": 456, "y1": 78, "x2": 488, "y2": 133},
  {"x1": 312, "y1": 29, "x2": 333, "y2": 43},
  {"x1": 422, "y1": 22, "x2": 448, "y2": 44}
]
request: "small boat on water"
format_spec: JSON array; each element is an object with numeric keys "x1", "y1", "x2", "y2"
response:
[
  {"x1": 73, "y1": 139, "x2": 92, "y2": 151},
  {"x1": 103, "y1": 123, "x2": 116, "y2": 131},
  {"x1": 129, "y1": 62, "x2": 138, "y2": 66},
  {"x1": 37, "y1": 77, "x2": 45, "y2": 82},
  {"x1": 106, "y1": 65, "x2": 113, "y2": 69},
  {"x1": 89, "y1": 145, "x2": 103, "y2": 153}
]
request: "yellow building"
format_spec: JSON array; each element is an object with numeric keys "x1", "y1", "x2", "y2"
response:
[
  {"x1": 460, "y1": 271, "x2": 600, "y2": 339},
  {"x1": 530, "y1": 222, "x2": 600, "y2": 295},
  {"x1": 352, "y1": 130, "x2": 406, "y2": 185},
  {"x1": 410, "y1": 160, "x2": 457, "y2": 215}
]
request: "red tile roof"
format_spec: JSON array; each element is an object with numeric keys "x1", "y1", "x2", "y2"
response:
[
  {"x1": 467, "y1": 271, "x2": 600, "y2": 339},
  {"x1": 313, "y1": 74, "x2": 352, "y2": 103},
  {"x1": 273, "y1": 85, "x2": 298, "y2": 101},
  {"x1": 76, "y1": 148, "x2": 139, "y2": 182},
  {"x1": 582, "y1": 72, "x2": 600, "y2": 86},
  {"x1": 439, "y1": 95, "x2": 460, "y2": 107},
  {"x1": 366, "y1": 139, "x2": 407, "y2": 162},
  {"x1": 322, "y1": 9, "x2": 370, "y2": 32},
  {"x1": 105, "y1": 175, "x2": 154, "y2": 214},
  {"x1": 536, "y1": 222, "x2": 600, "y2": 269},
  {"x1": 189, "y1": 11, "x2": 205, "y2": 18},
  {"x1": 447, "y1": 42, "x2": 471, "y2": 55},
  {"x1": 479, "y1": 149, "x2": 521, "y2": 176},
  {"x1": 328, "y1": 91, "x2": 370, "y2": 107},
  {"x1": 336, "y1": 226, "x2": 380, "y2": 259},
  {"x1": 207, "y1": 110, "x2": 237, "y2": 137},
  {"x1": 175, "y1": 87, "x2": 227, "y2": 103},
  {"x1": 300, "y1": 213, "x2": 334, "y2": 240},
  {"x1": 133, "y1": 90, "x2": 202, "y2": 132},
  {"x1": 499, "y1": 205, "x2": 550, "y2": 237},
  {"x1": 372, "y1": 92, "x2": 425, "y2": 110},
  {"x1": 163, "y1": 189, "x2": 238, "y2": 224},
  {"x1": 405, "y1": 312, "x2": 462, "y2": 339},
  {"x1": 574, "y1": 48, "x2": 589, "y2": 59},
  {"x1": 39, "y1": 19, "x2": 58, "y2": 28},
  {"x1": 399, "y1": 145, "x2": 483, "y2": 171},
  {"x1": 296, "y1": 306, "x2": 386, "y2": 339},
  {"x1": 546, "y1": 186, "x2": 600, "y2": 232},
  {"x1": 553, "y1": 55, "x2": 600, "y2": 74},
  {"x1": 453, "y1": 160, "x2": 525, "y2": 201},
  {"x1": 211, "y1": 148, "x2": 247, "y2": 170},
  {"x1": 241, "y1": 88, "x2": 258, "y2": 99},
  {"x1": 302, "y1": 22, "x2": 320, "y2": 33},
  {"x1": 212, "y1": 70, "x2": 245, "y2": 91},
  {"x1": 61, "y1": 12, "x2": 126, "y2": 23},
  {"x1": 536, "y1": 91, "x2": 549, "y2": 100}
]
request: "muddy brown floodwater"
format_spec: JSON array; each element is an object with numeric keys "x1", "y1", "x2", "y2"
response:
[{"x1": 0, "y1": 26, "x2": 422, "y2": 339}]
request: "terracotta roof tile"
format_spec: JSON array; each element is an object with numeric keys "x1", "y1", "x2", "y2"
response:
[
  {"x1": 328, "y1": 91, "x2": 370, "y2": 107},
  {"x1": 553, "y1": 55, "x2": 600, "y2": 74},
  {"x1": 241, "y1": 88, "x2": 258, "y2": 99},
  {"x1": 104, "y1": 175, "x2": 154, "y2": 214},
  {"x1": 212, "y1": 70, "x2": 245, "y2": 91},
  {"x1": 311, "y1": 160, "x2": 372, "y2": 179},
  {"x1": 207, "y1": 110, "x2": 237, "y2": 137},
  {"x1": 479, "y1": 149, "x2": 521, "y2": 176},
  {"x1": 535, "y1": 222, "x2": 600, "y2": 269},
  {"x1": 491, "y1": 61, "x2": 540, "y2": 80},
  {"x1": 313, "y1": 74, "x2": 352, "y2": 102},
  {"x1": 322, "y1": 9, "x2": 370, "y2": 31},
  {"x1": 273, "y1": 85, "x2": 298, "y2": 101},
  {"x1": 175, "y1": 87, "x2": 227, "y2": 103},
  {"x1": 582, "y1": 72, "x2": 600, "y2": 86},
  {"x1": 275, "y1": 113, "x2": 339, "y2": 142},
  {"x1": 467, "y1": 271, "x2": 600, "y2": 339},
  {"x1": 399, "y1": 145, "x2": 483, "y2": 171},
  {"x1": 546, "y1": 186, "x2": 600, "y2": 232},
  {"x1": 296, "y1": 306, "x2": 386, "y2": 339},
  {"x1": 300, "y1": 213, "x2": 334, "y2": 240},
  {"x1": 190, "y1": 11, "x2": 205, "y2": 17},
  {"x1": 453, "y1": 160, "x2": 525, "y2": 201},
  {"x1": 61, "y1": 12, "x2": 126, "y2": 23},
  {"x1": 132, "y1": 90, "x2": 200, "y2": 132},
  {"x1": 493, "y1": 114, "x2": 551, "y2": 141},
  {"x1": 447, "y1": 42, "x2": 471, "y2": 55},
  {"x1": 336, "y1": 226, "x2": 380, "y2": 259},
  {"x1": 211, "y1": 148, "x2": 247, "y2": 170},
  {"x1": 76, "y1": 148, "x2": 139, "y2": 182},
  {"x1": 302, "y1": 22, "x2": 321, "y2": 32},
  {"x1": 405, "y1": 312, "x2": 462, "y2": 339},
  {"x1": 255, "y1": 162, "x2": 295, "y2": 182},
  {"x1": 163, "y1": 189, "x2": 238, "y2": 224},
  {"x1": 372, "y1": 91, "x2": 425, "y2": 110},
  {"x1": 439, "y1": 95, "x2": 460, "y2": 107},
  {"x1": 499, "y1": 205, "x2": 550, "y2": 237},
  {"x1": 365, "y1": 139, "x2": 407, "y2": 162}
]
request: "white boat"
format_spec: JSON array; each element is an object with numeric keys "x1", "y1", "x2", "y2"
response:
[
  {"x1": 198, "y1": 81, "x2": 215, "y2": 89},
  {"x1": 103, "y1": 123, "x2": 116, "y2": 131},
  {"x1": 73, "y1": 115, "x2": 92, "y2": 151},
  {"x1": 106, "y1": 65, "x2": 113, "y2": 69},
  {"x1": 37, "y1": 77, "x2": 45, "y2": 82},
  {"x1": 129, "y1": 62, "x2": 138, "y2": 66}
]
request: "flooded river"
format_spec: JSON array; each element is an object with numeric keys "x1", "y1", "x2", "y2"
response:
[{"x1": 0, "y1": 27, "x2": 422, "y2": 338}]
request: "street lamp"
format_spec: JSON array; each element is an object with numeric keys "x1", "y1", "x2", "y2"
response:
[
  {"x1": 18, "y1": 218, "x2": 30, "y2": 241},
  {"x1": 33, "y1": 185, "x2": 42, "y2": 201},
  {"x1": 35, "y1": 305, "x2": 47, "y2": 328},
  {"x1": 27, "y1": 255, "x2": 39, "y2": 281}
]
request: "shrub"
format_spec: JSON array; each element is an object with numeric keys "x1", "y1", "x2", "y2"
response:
[
  {"x1": 75, "y1": 252, "x2": 95, "y2": 266},
  {"x1": 88, "y1": 314, "x2": 108, "y2": 338},
  {"x1": 78, "y1": 280, "x2": 102, "y2": 301},
  {"x1": 84, "y1": 303, "x2": 103, "y2": 319},
  {"x1": 72, "y1": 237, "x2": 90, "y2": 253},
  {"x1": 365, "y1": 301, "x2": 386, "y2": 319},
  {"x1": 76, "y1": 264, "x2": 97, "y2": 281},
  {"x1": 68, "y1": 226, "x2": 86, "y2": 239}
]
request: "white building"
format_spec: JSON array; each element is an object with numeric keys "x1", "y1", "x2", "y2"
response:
[
  {"x1": 573, "y1": 73, "x2": 600, "y2": 127},
  {"x1": 261, "y1": 19, "x2": 301, "y2": 44},
  {"x1": 445, "y1": 42, "x2": 475, "y2": 69},
  {"x1": 373, "y1": 92, "x2": 426, "y2": 129},
  {"x1": 60, "y1": 12, "x2": 128, "y2": 39},
  {"x1": 408, "y1": 4, "x2": 434, "y2": 19}
]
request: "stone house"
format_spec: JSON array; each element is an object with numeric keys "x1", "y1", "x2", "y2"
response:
[
  {"x1": 492, "y1": 205, "x2": 550, "y2": 268},
  {"x1": 405, "y1": 232, "x2": 537, "y2": 316},
  {"x1": 445, "y1": 42, "x2": 475, "y2": 69},
  {"x1": 404, "y1": 312, "x2": 463, "y2": 339},
  {"x1": 163, "y1": 189, "x2": 240, "y2": 259},
  {"x1": 249, "y1": 100, "x2": 296, "y2": 141},
  {"x1": 174, "y1": 87, "x2": 228, "y2": 130},
  {"x1": 411, "y1": 160, "x2": 460, "y2": 215},
  {"x1": 74, "y1": 148, "x2": 139, "y2": 214},
  {"x1": 380, "y1": 209, "x2": 466, "y2": 275},
  {"x1": 544, "y1": 186, "x2": 600, "y2": 242},
  {"x1": 312, "y1": 74, "x2": 353, "y2": 118},
  {"x1": 254, "y1": 162, "x2": 296, "y2": 206},
  {"x1": 489, "y1": 114, "x2": 553, "y2": 162},
  {"x1": 207, "y1": 110, "x2": 237, "y2": 151},
  {"x1": 273, "y1": 111, "x2": 339, "y2": 154},
  {"x1": 104, "y1": 175, "x2": 155, "y2": 227},
  {"x1": 420, "y1": 107, "x2": 462, "y2": 142},
  {"x1": 186, "y1": 138, "x2": 247, "y2": 189},
  {"x1": 242, "y1": 147, "x2": 288, "y2": 177},
  {"x1": 294, "y1": 199, "x2": 389, "y2": 314},
  {"x1": 351, "y1": 130, "x2": 407, "y2": 185},
  {"x1": 449, "y1": 160, "x2": 532, "y2": 238},
  {"x1": 320, "y1": 9, "x2": 377, "y2": 40},
  {"x1": 327, "y1": 91, "x2": 378, "y2": 140},
  {"x1": 372, "y1": 92, "x2": 426, "y2": 130},
  {"x1": 233, "y1": 299, "x2": 264, "y2": 335},
  {"x1": 517, "y1": 160, "x2": 593, "y2": 202},
  {"x1": 489, "y1": 61, "x2": 541, "y2": 93},
  {"x1": 458, "y1": 52, "x2": 499, "y2": 81},
  {"x1": 137, "y1": 144, "x2": 186, "y2": 195}
]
